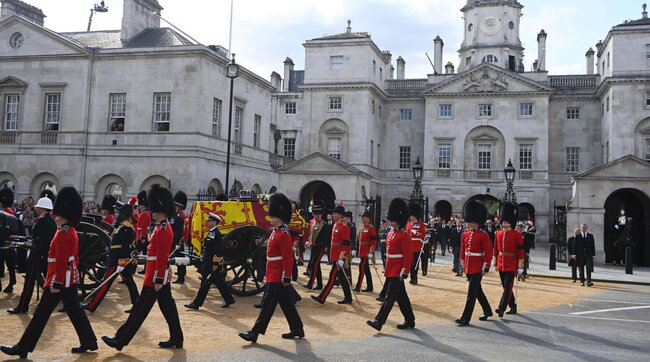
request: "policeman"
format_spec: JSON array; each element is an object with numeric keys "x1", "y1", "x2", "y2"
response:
[
  {"x1": 83, "y1": 202, "x2": 139, "y2": 313},
  {"x1": 406, "y1": 202, "x2": 426, "y2": 284},
  {"x1": 102, "y1": 184, "x2": 183, "y2": 351},
  {"x1": 239, "y1": 193, "x2": 304, "y2": 343},
  {"x1": 185, "y1": 212, "x2": 235, "y2": 310},
  {"x1": 1, "y1": 187, "x2": 97, "y2": 358},
  {"x1": 455, "y1": 200, "x2": 493, "y2": 326},
  {"x1": 492, "y1": 202, "x2": 524, "y2": 317},
  {"x1": 304, "y1": 200, "x2": 331, "y2": 290},
  {"x1": 354, "y1": 210, "x2": 377, "y2": 292},
  {"x1": 172, "y1": 191, "x2": 188, "y2": 284},
  {"x1": 367, "y1": 198, "x2": 415, "y2": 331}
]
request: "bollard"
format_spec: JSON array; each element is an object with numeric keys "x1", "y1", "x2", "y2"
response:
[
  {"x1": 549, "y1": 244, "x2": 556, "y2": 270},
  {"x1": 625, "y1": 247, "x2": 633, "y2": 275}
]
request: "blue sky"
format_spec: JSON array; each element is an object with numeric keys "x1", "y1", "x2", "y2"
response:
[{"x1": 26, "y1": 0, "x2": 647, "y2": 78}]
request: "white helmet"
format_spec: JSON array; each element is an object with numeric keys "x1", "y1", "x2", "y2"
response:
[{"x1": 34, "y1": 197, "x2": 53, "y2": 210}]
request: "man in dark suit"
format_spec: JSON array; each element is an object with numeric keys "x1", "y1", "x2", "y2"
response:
[
  {"x1": 438, "y1": 219, "x2": 449, "y2": 256},
  {"x1": 449, "y1": 220, "x2": 464, "y2": 276},
  {"x1": 566, "y1": 228, "x2": 580, "y2": 283},
  {"x1": 483, "y1": 219, "x2": 496, "y2": 247},
  {"x1": 574, "y1": 224, "x2": 595, "y2": 286}
]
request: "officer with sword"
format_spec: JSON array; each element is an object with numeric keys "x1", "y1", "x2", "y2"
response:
[{"x1": 406, "y1": 202, "x2": 426, "y2": 284}]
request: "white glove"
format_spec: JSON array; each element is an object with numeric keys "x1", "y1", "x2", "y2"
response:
[
  {"x1": 116, "y1": 265, "x2": 125, "y2": 273},
  {"x1": 175, "y1": 244, "x2": 182, "y2": 250},
  {"x1": 517, "y1": 268, "x2": 524, "y2": 275},
  {"x1": 614, "y1": 225, "x2": 619, "y2": 230},
  {"x1": 352, "y1": 250, "x2": 357, "y2": 257},
  {"x1": 367, "y1": 253, "x2": 373, "y2": 259},
  {"x1": 337, "y1": 259, "x2": 345, "y2": 267}
]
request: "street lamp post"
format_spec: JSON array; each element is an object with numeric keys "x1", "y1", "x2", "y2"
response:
[
  {"x1": 503, "y1": 159, "x2": 517, "y2": 203},
  {"x1": 224, "y1": 55, "x2": 240, "y2": 195},
  {"x1": 410, "y1": 157, "x2": 424, "y2": 205}
]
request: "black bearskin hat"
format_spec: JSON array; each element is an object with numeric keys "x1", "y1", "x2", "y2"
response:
[
  {"x1": 387, "y1": 198, "x2": 409, "y2": 228},
  {"x1": 40, "y1": 189, "x2": 55, "y2": 201},
  {"x1": 53, "y1": 187, "x2": 83, "y2": 226},
  {"x1": 216, "y1": 193, "x2": 229, "y2": 202},
  {"x1": 361, "y1": 210, "x2": 372, "y2": 219},
  {"x1": 174, "y1": 191, "x2": 188, "y2": 209},
  {"x1": 499, "y1": 202, "x2": 518, "y2": 226},
  {"x1": 311, "y1": 199, "x2": 326, "y2": 215},
  {"x1": 147, "y1": 184, "x2": 175, "y2": 217},
  {"x1": 517, "y1": 205, "x2": 530, "y2": 222},
  {"x1": 115, "y1": 201, "x2": 133, "y2": 219},
  {"x1": 345, "y1": 211, "x2": 353, "y2": 219},
  {"x1": 137, "y1": 190, "x2": 148, "y2": 207},
  {"x1": 332, "y1": 205, "x2": 346, "y2": 216},
  {"x1": 0, "y1": 188, "x2": 14, "y2": 208},
  {"x1": 464, "y1": 200, "x2": 487, "y2": 224},
  {"x1": 408, "y1": 201, "x2": 422, "y2": 220},
  {"x1": 268, "y1": 193, "x2": 292, "y2": 224},
  {"x1": 101, "y1": 194, "x2": 117, "y2": 213}
]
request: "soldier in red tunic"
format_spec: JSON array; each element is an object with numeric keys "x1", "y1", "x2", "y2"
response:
[
  {"x1": 1, "y1": 187, "x2": 97, "y2": 358},
  {"x1": 354, "y1": 210, "x2": 377, "y2": 292},
  {"x1": 135, "y1": 190, "x2": 151, "y2": 275},
  {"x1": 311, "y1": 205, "x2": 353, "y2": 304},
  {"x1": 455, "y1": 200, "x2": 494, "y2": 326},
  {"x1": 493, "y1": 202, "x2": 525, "y2": 317},
  {"x1": 101, "y1": 194, "x2": 116, "y2": 227},
  {"x1": 406, "y1": 202, "x2": 426, "y2": 285},
  {"x1": 367, "y1": 198, "x2": 415, "y2": 331},
  {"x1": 172, "y1": 191, "x2": 188, "y2": 284},
  {"x1": 102, "y1": 184, "x2": 183, "y2": 351},
  {"x1": 304, "y1": 200, "x2": 331, "y2": 290},
  {"x1": 239, "y1": 193, "x2": 304, "y2": 343}
]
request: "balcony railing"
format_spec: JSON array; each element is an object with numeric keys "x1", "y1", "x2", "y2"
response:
[
  {"x1": 40, "y1": 132, "x2": 58, "y2": 144},
  {"x1": 421, "y1": 169, "x2": 548, "y2": 181},
  {"x1": 0, "y1": 131, "x2": 17, "y2": 144},
  {"x1": 385, "y1": 79, "x2": 429, "y2": 96},
  {"x1": 549, "y1": 75, "x2": 598, "y2": 88},
  {"x1": 269, "y1": 153, "x2": 293, "y2": 170}
]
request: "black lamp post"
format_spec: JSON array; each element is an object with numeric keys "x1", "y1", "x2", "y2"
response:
[
  {"x1": 503, "y1": 159, "x2": 517, "y2": 203},
  {"x1": 224, "y1": 55, "x2": 240, "y2": 194},
  {"x1": 410, "y1": 157, "x2": 424, "y2": 204},
  {"x1": 273, "y1": 130, "x2": 282, "y2": 155}
]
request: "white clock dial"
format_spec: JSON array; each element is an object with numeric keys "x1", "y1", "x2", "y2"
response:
[{"x1": 480, "y1": 17, "x2": 502, "y2": 36}]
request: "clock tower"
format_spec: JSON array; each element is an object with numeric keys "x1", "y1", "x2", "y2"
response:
[{"x1": 458, "y1": 0, "x2": 524, "y2": 72}]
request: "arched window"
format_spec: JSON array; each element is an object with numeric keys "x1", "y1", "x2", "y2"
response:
[
  {"x1": 41, "y1": 181, "x2": 57, "y2": 195},
  {"x1": 106, "y1": 183, "x2": 123, "y2": 201},
  {"x1": 0, "y1": 180, "x2": 15, "y2": 191},
  {"x1": 482, "y1": 55, "x2": 498, "y2": 64}
]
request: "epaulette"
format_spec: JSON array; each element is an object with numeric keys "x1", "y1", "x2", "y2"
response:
[
  {"x1": 122, "y1": 221, "x2": 134, "y2": 229},
  {"x1": 160, "y1": 222, "x2": 167, "y2": 230},
  {"x1": 60, "y1": 225, "x2": 69, "y2": 231}
]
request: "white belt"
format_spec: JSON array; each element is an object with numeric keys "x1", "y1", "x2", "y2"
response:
[
  {"x1": 386, "y1": 253, "x2": 403, "y2": 258},
  {"x1": 412, "y1": 238, "x2": 423, "y2": 242},
  {"x1": 267, "y1": 256, "x2": 283, "y2": 261},
  {"x1": 48, "y1": 256, "x2": 75, "y2": 263},
  {"x1": 465, "y1": 252, "x2": 484, "y2": 257},
  {"x1": 147, "y1": 256, "x2": 157, "y2": 261}
]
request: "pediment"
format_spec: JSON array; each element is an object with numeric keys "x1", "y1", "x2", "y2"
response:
[
  {"x1": 324, "y1": 126, "x2": 346, "y2": 135},
  {"x1": 277, "y1": 152, "x2": 369, "y2": 177},
  {"x1": 472, "y1": 133, "x2": 498, "y2": 142},
  {"x1": 575, "y1": 155, "x2": 650, "y2": 180},
  {"x1": 0, "y1": 76, "x2": 27, "y2": 88},
  {"x1": 424, "y1": 63, "x2": 552, "y2": 95},
  {"x1": 0, "y1": 16, "x2": 90, "y2": 57}
]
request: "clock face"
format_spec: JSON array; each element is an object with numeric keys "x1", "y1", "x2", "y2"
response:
[
  {"x1": 9, "y1": 33, "x2": 24, "y2": 49},
  {"x1": 480, "y1": 17, "x2": 502, "y2": 36}
]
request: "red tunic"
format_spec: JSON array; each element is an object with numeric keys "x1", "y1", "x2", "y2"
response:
[
  {"x1": 407, "y1": 221, "x2": 426, "y2": 253},
  {"x1": 461, "y1": 229, "x2": 493, "y2": 275},
  {"x1": 330, "y1": 221, "x2": 351, "y2": 260},
  {"x1": 493, "y1": 229, "x2": 524, "y2": 272},
  {"x1": 136, "y1": 210, "x2": 151, "y2": 241},
  {"x1": 179, "y1": 210, "x2": 190, "y2": 244},
  {"x1": 265, "y1": 224, "x2": 294, "y2": 283},
  {"x1": 384, "y1": 228, "x2": 413, "y2": 277},
  {"x1": 358, "y1": 224, "x2": 377, "y2": 255},
  {"x1": 143, "y1": 220, "x2": 173, "y2": 287},
  {"x1": 102, "y1": 214, "x2": 115, "y2": 226},
  {"x1": 45, "y1": 225, "x2": 80, "y2": 288},
  {"x1": 3, "y1": 207, "x2": 14, "y2": 215}
]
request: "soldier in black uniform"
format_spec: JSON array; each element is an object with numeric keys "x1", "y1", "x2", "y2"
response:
[
  {"x1": 172, "y1": 191, "x2": 188, "y2": 284},
  {"x1": 304, "y1": 200, "x2": 331, "y2": 290},
  {"x1": 438, "y1": 218, "x2": 449, "y2": 256},
  {"x1": 185, "y1": 212, "x2": 235, "y2": 309},
  {"x1": 0, "y1": 188, "x2": 17, "y2": 293},
  {"x1": 83, "y1": 202, "x2": 139, "y2": 313}
]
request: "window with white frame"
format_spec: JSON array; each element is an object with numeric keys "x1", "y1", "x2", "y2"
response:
[
  {"x1": 400, "y1": 109, "x2": 413, "y2": 121},
  {"x1": 212, "y1": 98, "x2": 222, "y2": 137},
  {"x1": 399, "y1": 146, "x2": 411, "y2": 169},
  {"x1": 234, "y1": 107, "x2": 243, "y2": 143},
  {"x1": 109, "y1": 93, "x2": 126, "y2": 132},
  {"x1": 478, "y1": 104, "x2": 492, "y2": 117},
  {"x1": 477, "y1": 144, "x2": 492, "y2": 170},
  {"x1": 44, "y1": 93, "x2": 61, "y2": 131},
  {"x1": 153, "y1": 92, "x2": 171, "y2": 132},
  {"x1": 566, "y1": 147, "x2": 580, "y2": 172},
  {"x1": 482, "y1": 55, "x2": 498, "y2": 63},
  {"x1": 329, "y1": 96, "x2": 342, "y2": 111},
  {"x1": 646, "y1": 91, "x2": 650, "y2": 107},
  {"x1": 645, "y1": 138, "x2": 650, "y2": 162},
  {"x1": 519, "y1": 144, "x2": 533, "y2": 170},
  {"x1": 330, "y1": 56, "x2": 343, "y2": 70},
  {"x1": 567, "y1": 107, "x2": 580, "y2": 120},
  {"x1": 438, "y1": 144, "x2": 451, "y2": 169},
  {"x1": 328, "y1": 137, "x2": 342, "y2": 160},
  {"x1": 519, "y1": 103, "x2": 534, "y2": 117},
  {"x1": 439, "y1": 104, "x2": 452, "y2": 118},
  {"x1": 285, "y1": 101, "x2": 296, "y2": 115},
  {"x1": 4, "y1": 94, "x2": 20, "y2": 131},
  {"x1": 253, "y1": 114, "x2": 261, "y2": 148},
  {"x1": 283, "y1": 137, "x2": 296, "y2": 159},
  {"x1": 646, "y1": 44, "x2": 650, "y2": 59}
]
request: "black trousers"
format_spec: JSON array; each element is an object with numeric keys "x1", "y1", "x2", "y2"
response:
[
  {"x1": 15, "y1": 260, "x2": 45, "y2": 312},
  {"x1": 317, "y1": 264, "x2": 351, "y2": 302},
  {"x1": 570, "y1": 260, "x2": 578, "y2": 281},
  {"x1": 374, "y1": 277, "x2": 414, "y2": 325},
  {"x1": 380, "y1": 242, "x2": 387, "y2": 267},
  {"x1": 114, "y1": 284, "x2": 183, "y2": 346},
  {"x1": 409, "y1": 252, "x2": 420, "y2": 283},
  {"x1": 355, "y1": 256, "x2": 373, "y2": 291},
  {"x1": 307, "y1": 244, "x2": 325, "y2": 288},
  {"x1": 421, "y1": 243, "x2": 431, "y2": 275},
  {"x1": 192, "y1": 267, "x2": 234, "y2": 306},
  {"x1": 461, "y1": 273, "x2": 492, "y2": 321},
  {"x1": 88, "y1": 264, "x2": 139, "y2": 312},
  {"x1": 251, "y1": 282, "x2": 303, "y2": 335},
  {"x1": 18, "y1": 286, "x2": 96, "y2": 352},
  {"x1": 439, "y1": 239, "x2": 447, "y2": 256},
  {"x1": 0, "y1": 248, "x2": 16, "y2": 285},
  {"x1": 577, "y1": 255, "x2": 593, "y2": 283},
  {"x1": 452, "y1": 247, "x2": 461, "y2": 274},
  {"x1": 498, "y1": 271, "x2": 517, "y2": 311}
]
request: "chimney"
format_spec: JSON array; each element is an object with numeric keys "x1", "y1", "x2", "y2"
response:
[
  {"x1": 537, "y1": 29, "x2": 547, "y2": 72},
  {"x1": 270, "y1": 71, "x2": 282, "y2": 91},
  {"x1": 382, "y1": 50, "x2": 392, "y2": 66},
  {"x1": 433, "y1": 36, "x2": 444, "y2": 74},
  {"x1": 1, "y1": 0, "x2": 45, "y2": 26},
  {"x1": 283, "y1": 57, "x2": 294, "y2": 91},
  {"x1": 445, "y1": 61, "x2": 455, "y2": 74},
  {"x1": 586, "y1": 48, "x2": 595, "y2": 75},
  {"x1": 121, "y1": 0, "x2": 163, "y2": 42},
  {"x1": 396, "y1": 56, "x2": 406, "y2": 79}
]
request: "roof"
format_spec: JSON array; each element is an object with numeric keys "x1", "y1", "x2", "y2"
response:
[
  {"x1": 615, "y1": 17, "x2": 650, "y2": 28},
  {"x1": 60, "y1": 28, "x2": 195, "y2": 50},
  {"x1": 309, "y1": 32, "x2": 370, "y2": 41}
]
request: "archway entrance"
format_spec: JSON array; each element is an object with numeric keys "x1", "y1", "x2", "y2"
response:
[
  {"x1": 464, "y1": 194, "x2": 500, "y2": 221},
  {"x1": 300, "y1": 181, "x2": 336, "y2": 211},
  {"x1": 433, "y1": 200, "x2": 452, "y2": 221},
  {"x1": 603, "y1": 188, "x2": 650, "y2": 266}
]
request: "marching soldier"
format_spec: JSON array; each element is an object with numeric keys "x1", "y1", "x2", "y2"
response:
[
  {"x1": 8, "y1": 197, "x2": 56, "y2": 314},
  {"x1": 239, "y1": 193, "x2": 304, "y2": 343},
  {"x1": 367, "y1": 198, "x2": 415, "y2": 331},
  {"x1": 455, "y1": 200, "x2": 493, "y2": 326},
  {"x1": 135, "y1": 190, "x2": 151, "y2": 275},
  {"x1": 406, "y1": 202, "x2": 426, "y2": 284},
  {"x1": 185, "y1": 212, "x2": 235, "y2": 310},
  {"x1": 378, "y1": 219, "x2": 390, "y2": 267},
  {"x1": 492, "y1": 202, "x2": 524, "y2": 317},
  {"x1": 344, "y1": 211, "x2": 355, "y2": 282},
  {"x1": 100, "y1": 195, "x2": 116, "y2": 227},
  {"x1": 304, "y1": 200, "x2": 331, "y2": 290},
  {"x1": 1, "y1": 187, "x2": 97, "y2": 358},
  {"x1": 102, "y1": 184, "x2": 184, "y2": 351},
  {"x1": 311, "y1": 205, "x2": 353, "y2": 304},
  {"x1": 83, "y1": 202, "x2": 139, "y2": 313},
  {"x1": 172, "y1": 191, "x2": 188, "y2": 284},
  {"x1": 354, "y1": 210, "x2": 377, "y2": 292},
  {"x1": 0, "y1": 188, "x2": 16, "y2": 292}
]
